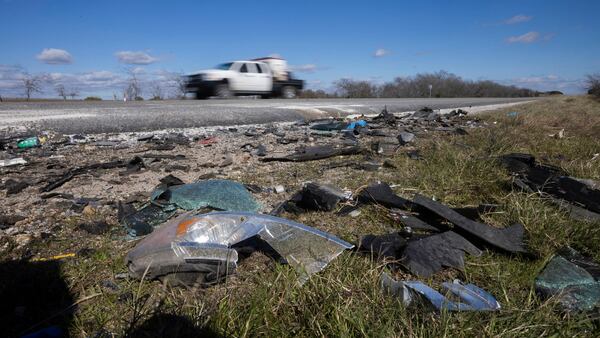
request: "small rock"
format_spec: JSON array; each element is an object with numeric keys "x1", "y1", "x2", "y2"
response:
[
  {"x1": 219, "y1": 155, "x2": 233, "y2": 167},
  {"x1": 14, "y1": 233, "x2": 33, "y2": 248},
  {"x1": 82, "y1": 205, "x2": 97, "y2": 217},
  {"x1": 398, "y1": 132, "x2": 415, "y2": 145},
  {"x1": 114, "y1": 272, "x2": 129, "y2": 279},
  {"x1": 3, "y1": 179, "x2": 29, "y2": 195},
  {"x1": 0, "y1": 214, "x2": 26, "y2": 230},
  {"x1": 349, "y1": 210, "x2": 362, "y2": 218},
  {"x1": 79, "y1": 221, "x2": 111, "y2": 235}
]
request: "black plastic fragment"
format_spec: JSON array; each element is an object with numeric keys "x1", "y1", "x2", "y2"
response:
[
  {"x1": 3, "y1": 179, "x2": 29, "y2": 195},
  {"x1": 412, "y1": 194, "x2": 527, "y2": 254},
  {"x1": 395, "y1": 214, "x2": 441, "y2": 232},
  {"x1": 260, "y1": 145, "x2": 361, "y2": 162},
  {"x1": 280, "y1": 183, "x2": 347, "y2": 214},
  {"x1": 500, "y1": 153, "x2": 600, "y2": 214},
  {"x1": 357, "y1": 182, "x2": 411, "y2": 209},
  {"x1": 41, "y1": 160, "x2": 127, "y2": 192},
  {"x1": 358, "y1": 232, "x2": 407, "y2": 260},
  {"x1": 401, "y1": 231, "x2": 482, "y2": 277}
]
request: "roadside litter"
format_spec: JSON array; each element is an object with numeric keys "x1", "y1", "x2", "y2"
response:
[
  {"x1": 2, "y1": 178, "x2": 30, "y2": 195},
  {"x1": 151, "y1": 179, "x2": 261, "y2": 212},
  {"x1": 412, "y1": 194, "x2": 527, "y2": 254},
  {"x1": 0, "y1": 103, "x2": 527, "y2": 328},
  {"x1": 120, "y1": 178, "x2": 262, "y2": 237},
  {"x1": 0, "y1": 157, "x2": 27, "y2": 167},
  {"x1": 260, "y1": 144, "x2": 362, "y2": 162},
  {"x1": 272, "y1": 182, "x2": 350, "y2": 215},
  {"x1": 341, "y1": 181, "x2": 528, "y2": 276},
  {"x1": 500, "y1": 153, "x2": 600, "y2": 221},
  {"x1": 535, "y1": 247, "x2": 600, "y2": 312},
  {"x1": 310, "y1": 119, "x2": 367, "y2": 132},
  {"x1": 126, "y1": 211, "x2": 354, "y2": 285},
  {"x1": 381, "y1": 273, "x2": 501, "y2": 312},
  {"x1": 41, "y1": 159, "x2": 129, "y2": 192},
  {"x1": 360, "y1": 231, "x2": 482, "y2": 277},
  {"x1": 17, "y1": 135, "x2": 47, "y2": 149}
]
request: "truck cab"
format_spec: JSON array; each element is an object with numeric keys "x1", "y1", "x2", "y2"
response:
[{"x1": 185, "y1": 58, "x2": 304, "y2": 99}]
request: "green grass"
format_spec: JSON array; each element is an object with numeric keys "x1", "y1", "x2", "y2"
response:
[{"x1": 6, "y1": 96, "x2": 600, "y2": 337}]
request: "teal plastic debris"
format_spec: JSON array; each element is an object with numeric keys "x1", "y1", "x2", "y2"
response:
[
  {"x1": 381, "y1": 273, "x2": 501, "y2": 311},
  {"x1": 153, "y1": 179, "x2": 261, "y2": 212},
  {"x1": 506, "y1": 111, "x2": 519, "y2": 117},
  {"x1": 535, "y1": 247, "x2": 600, "y2": 312},
  {"x1": 17, "y1": 136, "x2": 47, "y2": 149}
]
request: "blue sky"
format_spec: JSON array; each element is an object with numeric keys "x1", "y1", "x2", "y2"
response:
[{"x1": 1, "y1": 0, "x2": 599, "y2": 98}]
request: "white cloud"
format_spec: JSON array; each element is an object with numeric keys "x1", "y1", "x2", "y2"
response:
[
  {"x1": 505, "y1": 14, "x2": 532, "y2": 25},
  {"x1": 374, "y1": 48, "x2": 389, "y2": 57},
  {"x1": 115, "y1": 51, "x2": 159, "y2": 65},
  {"x1": 506, "y1": 31, "x2": 540, "y2": 43},
  {"x1": 290, "y1": 64, "x2": 318, "y2": 73},
  {"x1": 36, "y1": 48, "x2": 73, "y2": 65}
]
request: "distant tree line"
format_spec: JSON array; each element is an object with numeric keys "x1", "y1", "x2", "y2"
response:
[
  {"x1": 587, "y1": 73, "x2": 600, "y2": 98},
  {"x1": 301, "y1": 70, "x2": 540, "y2": 98}
]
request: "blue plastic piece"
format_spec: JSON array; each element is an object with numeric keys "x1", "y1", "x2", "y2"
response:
[
  {"x1": 345, "y1": 120, "x2": 367, "y2": 130},
  {"x1": 381, "y1": 273, "x2": 501, "y2": 312}
]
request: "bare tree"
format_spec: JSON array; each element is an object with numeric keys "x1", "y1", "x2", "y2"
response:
[
  {"x1": 22, "y1": 75, "x2": 42, "y2": 101},
  {"x1": 334, "y1": 78, "x2": 378, "y2": 98},
  {"x1": 150, "y1": 82, "x2": 163, "y2": 100},
  {"x1": 124, "y1": 67, "x2": 142, "y2": 100},
  {"x1": 55, "y1": 84, "x2": 67, "y2": 100},
  {"x1": 168, "y1": 72, "x2": 187, "y2": 99},
  {"x1": 68, "y1": 90, "x2": 79, "y2": 100}
]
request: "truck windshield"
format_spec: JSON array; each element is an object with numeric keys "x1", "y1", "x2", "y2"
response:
[{"x1": 216, "y1": 63, "x2": 232, "y2": 70}]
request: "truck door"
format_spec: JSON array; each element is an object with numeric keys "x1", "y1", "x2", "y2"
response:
[
  {"x1": 228, "y1": 62, "x2": 247, "y2": 91},
  {"x1": 253, "y1": 63, "x2": 273, "y2": 92},
  {"x1": 242, "y1": 63, "x2": 261, "y2": 92}
]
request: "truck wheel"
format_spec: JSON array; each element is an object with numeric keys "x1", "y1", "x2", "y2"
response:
[
  {"x1": 216, "y1": 84, "x2": 232, "y2": 99},
  {"x1": 281, "y1": 86, "x2": 296, "y2": 99},
  {"x1": 196, "y1": 92, "x2": 207, "y2": 100}
]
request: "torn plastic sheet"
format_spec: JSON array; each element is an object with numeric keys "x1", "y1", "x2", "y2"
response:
[
  {"x1": 535, "y1": 247, "x2": 600, "y2": 312},
  {"x1": 152, "y1": 179, "x2": 261, "y2": 212},
  {"x1": 126, "y1": 211, "x2": 354, "y2": 284},
  {"x1": 381, "y1": 273, "x2": 501, "y2": 311}
]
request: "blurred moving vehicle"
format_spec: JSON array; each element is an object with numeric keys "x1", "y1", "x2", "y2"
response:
[{"x1": 185, "y1": 57, "x2": 304, "y2": 99}]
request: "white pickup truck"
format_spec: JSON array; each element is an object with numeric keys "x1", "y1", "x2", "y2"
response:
[{"x1": 184, "y1": 57, "x2": 304, "y2": 99}]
